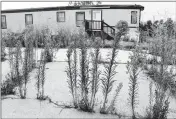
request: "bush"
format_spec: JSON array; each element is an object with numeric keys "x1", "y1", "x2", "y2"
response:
[
  {"x1": 146, "y1": 57, "x2": 176, "y2": 65},
  {"x1": 54, "y1": 28, "x2": 71, "y2": 48},
  {"x1": 3, "y1": 30, "x2": 25, "y2": 47},
  {"x1": 77, "y1": 29, "x2": 92, "y2": 112},
  {"x1": 1, "y1": 73, "x2": 22, "y2": 96},
  {"x1": 1, "y1": 32, "x2": 6, "y2": 59},
  {"x1": 36, "y1": 51, "x2": 46, "y2": 100},
  {"x1": 152, "y1": 92, "x2": 170, "y2": 119},
  {"x1": 146, "y1": 58, "x2": 160, "y2": 65},
  {"x1": 119, "y1": 40, "x2": 135, "y2": 50},
  {"x1": 124, "y1": 45, "x2": 135, "y2": 50},
  {"x1": 106, "y1": 83, "x2": 123, "y2": 114},
  {"x1": 1, "y1": 38, "x2": 6, "y2": 61},
  {"x1": 100, "y1": 20, "x2": 128, "y2": 114},
  {"x1": 66, "y1": 28, "x2": 102, "y2": 112},
  {"x1": 3, "y1": 31, "x2": 17, "y2": 47},
  {"x1": 44, "y1": 49, "x2": 53, "y2": 62},
  {"x1": 1, "y1": 79, "x2": 15, "y2": 96},
  {"x1": 116, "y1": 20, "x2": 129, "y2": 35},
  {"x1": 1, "y1": 52, "x2": 6, "y2": 61},
  {"x1": 144, "y1": 21, "x2": 176, "y2": 119},
  {"x1": 139, "y1": 31, "x2": 148, "y2": 43},
  {"x1": 42, "y1": 27, "x2": 59, "y2": 62},
  {"x1": 103, "y1": 44, "x2": 113, "y2": 48},
  {"x1": 121, "y1": 35, "x2": 130, "y2": 42},
  {"x1": 127, "y1": 46, "x2": 143, "y2": 119}
]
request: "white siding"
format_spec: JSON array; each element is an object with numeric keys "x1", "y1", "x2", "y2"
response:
[
  {"x1": 1, "y1": 9, "x2": 92, "y2": 33},
  {"x1": 102, "y1": 9, "x2": 140, "y2": 27},
  {"x1": 1, "y1": 8, "x2": 141, "y2": 40},
  {"x1": 102, "y1": 9, "x2": 141, "y2": 41}
]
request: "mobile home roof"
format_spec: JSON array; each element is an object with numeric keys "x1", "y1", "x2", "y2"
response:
[{"x1": 1, "y1": 4, "x2": 144, "y2": 13}]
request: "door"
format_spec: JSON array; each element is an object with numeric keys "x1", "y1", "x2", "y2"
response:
[
  {"x1": 92, "y1": 10, "x2": 102, "y2": 30},
  {"x1": 92, "y1": 10, "x2": 102, "y2": 21}
]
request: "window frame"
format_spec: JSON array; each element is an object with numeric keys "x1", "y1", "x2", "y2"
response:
[
  {"x1": 25, "y1": 14, "x2": 33, "y2": 26},
  {"x1": 131, "y1": 11, "x2": 137, "y2": 24},
  {"x1": 57, "y1": 11, "x2": 65, "y2": 22},
  {"x1": 76, "y1": 12, "x2": 85, "y2": 27},
  {"x1": 1, "y1": 15, "x2": 7, "y2": 29}
]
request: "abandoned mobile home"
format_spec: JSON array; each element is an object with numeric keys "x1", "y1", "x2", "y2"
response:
[{"x1": 1, "y1": 4, "x2": 144, "y2": 41}]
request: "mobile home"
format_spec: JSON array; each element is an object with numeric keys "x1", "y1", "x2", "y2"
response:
[{"x1": 1, "y1": 4, "x2": 144, "y2": 40}]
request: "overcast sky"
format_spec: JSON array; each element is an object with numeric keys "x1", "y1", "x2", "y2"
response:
[{"x1": 1, "y1": 2, "x2": 176, "y2": 22}]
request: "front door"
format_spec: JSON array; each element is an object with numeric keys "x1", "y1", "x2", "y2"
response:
[{"x1": 92, "y1": 10, "x2": 102, "y2": 30}]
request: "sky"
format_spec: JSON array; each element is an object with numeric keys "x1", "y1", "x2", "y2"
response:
[{"x1": 1, "y1": 1, "x2": 176, "y2": 22}]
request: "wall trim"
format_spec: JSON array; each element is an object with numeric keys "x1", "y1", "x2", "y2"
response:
[{"x1": 1, "y1": 5, "x2": 144, "y2": 13}]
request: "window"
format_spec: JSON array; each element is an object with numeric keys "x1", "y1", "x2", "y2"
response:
[
  {"x1": 25, "y1": 14, "x2": 33, "y2": 26},
  {"x1": 57, "y1": 12, "x2": 65, "y2": 22},
  {"x1": 76, "y1": 12, "x2": 85, "y2": 27},
  {"x1": 1, "y1": 15, "x2": 7, "y2": 29},
  {"x1": 131, "y1": 11, "x2": 137, "y2": 24}
]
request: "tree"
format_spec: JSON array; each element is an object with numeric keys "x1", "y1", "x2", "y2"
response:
[
  {"x1": 159, "y1": 19, "x2": 164, "y2": 25},
  {"x1": 146, "y1": 20, "x2": 153, "y2": 37},
  {"x1": 174, "y1": 21, "x2": 176, "y2": 38},
  {"x1": 68, "y1": 1, "x2": 101, "y2": 6},
  {"x1": 153, "y1": 20, "x2": 159, "y2": 29},
  {"x1": 164, "y1": 18, "x2": 174, "y2": 39}
]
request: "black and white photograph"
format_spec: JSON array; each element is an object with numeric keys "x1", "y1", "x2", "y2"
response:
[{"x1": 1, "y1": 1, "x2": 176, "y2": 118}]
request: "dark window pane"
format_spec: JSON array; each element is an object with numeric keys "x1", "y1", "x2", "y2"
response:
[
  {"x1": 25, "y1": 14, "x2": 33, "y2": 26},
  {"x1": 57, "y1": 12, "x2": 65, "y2": 22},
  {"x1": 76, "y1": 12, "x2": 85, "y2": 27},
  {"x1": 1, "y1": 15, "x2": 7, "y2": 29},
  {"x1": 131, "y1": 11, "x2": 137, "y2": 24}
]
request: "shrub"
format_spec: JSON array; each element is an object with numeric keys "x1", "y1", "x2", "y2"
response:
[
  {"x1": 36, "y1": 50, "x2": 46, "y2": 100},
  {"x1": 106, "y1": 83, "x2": 123, "y2": 114},
  {"x1": 54, "y1": 28, "x2": 71, "y2": 48},
  {"x1": 100, "y1": 20, "x2": 128, "y2": 114},
  {"x1": 66, "y1": 29, "x2": 102, "y2": 112},
  {"x1": 122, "y1": 35, "x2": 130, "y2": 42},
  {"x1": 1, "y1": 74, "x2": 16, "y2": 96},
  {"x1": 21, "y1": 47, "x2": 30, "y2": 99},
  {"x1": 124, "y1": 45, "x2": 135, "y2": 50},
  {"x1": 100, "y1": 45, "x2": 118, "y2": 114},
  {"x1": 66, "y1": 47, "x2": 76, "y2": 106},
  {"x1": 139, "y1": 30, "x2": 148, "y2": 43},
  {"x1": 3, "y1": 30, "x2": 25, "y2": 47},
  {"x1": 89, "y1": 39, "x2": 101, "y2": 110},
  {"x1": 44, "y1": 49, "x2": 53, "y2": 62},
  {"x1": 66, "y1": 33, "x2": 79, "y2": 109},
  {"x1": 126, "y1": 45, "x2": 143, "y2": 119},
  {"x1": 1, "y1": 72, "x2": 24, "y2": 96},
  {"x1": 40, "y1": 27, "x2": 59, "y2": 62},
  {"x1": 23, "y1": 26, "x2": 36, "y2": 70},
  {"x1": 152, "y1": 91, "x2": 170, "y2": 119},
  {"x1": 1, "y1": 36, "x2": 6, "y2": 61},
  {"x1": 14, "y1": 40, "x2": 25, "y2": 98},
  {"x1": 116, "y1": 20, "x2": 129, "y2": 34},
  {"x1": 144, "y1": 79, "x2": 154, "y2": 119},
  {"x1": 103, "y1": 44, "x2": 113, "y2": 48},
  {"x1": 71, "y1": 32, "x2": 79, "y2": 108},
  {"x1": 3, "y1": 31, "x2": 17, "y2": 47},
  {"x1": 78, "y1": 29, "x2": 92, "y2": 112},
  {"x1": 144, "y1": 18, "x2": 176, "y2": 119}
]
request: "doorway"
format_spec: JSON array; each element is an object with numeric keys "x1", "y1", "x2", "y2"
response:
[{"x1": 91, "y1": 10, "x2": 102, "y2": 30}]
